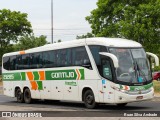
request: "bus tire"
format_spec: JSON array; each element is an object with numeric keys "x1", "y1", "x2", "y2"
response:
[
  {"x1": 116, "y1": 103, "x2": 127, "y2": 107},
  {"x1": 83, "y1": 90, "x2": 97, "y2": 109},
  {"x1": 16, "y1": 89, "x2": 24, "y2": 103},
  {"x1": 24, "y1": 88, "x2": 32, "y2": 104}
]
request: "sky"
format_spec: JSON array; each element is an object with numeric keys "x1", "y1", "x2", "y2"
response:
[{"x1": 0, "y1": 0, "x2": 97, "y2": 43}]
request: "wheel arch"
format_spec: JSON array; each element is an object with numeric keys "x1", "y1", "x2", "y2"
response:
[
  {"x1": 81, "y1": 87, "x2": 94, "y2": 101},
  {"x1": 14, "y1": 86, "x2": 21, "y2": 97},
  {"x1": 23, "y1": 86, "x2": 30, "y2": 93}
]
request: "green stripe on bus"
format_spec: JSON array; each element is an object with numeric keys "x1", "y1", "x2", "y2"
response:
[
  {"x1": 33, "y1": 72, "x2": 39, "y2": 80},
  {"x1": 119, "y1": 82, "x2": 153, "y2": 91},
  {"x1": 129, "y1": 82, "x2": 153, "y2": 91},
  {"x1": 3, "y1": 73, "x2": 22, "y2": 81},
  {"x1": 21, "y1": 72, "x2": 26, "y2": 81},
  {"x1": 37, "y1": 81, "x2": 43, "y2": 90},
  {"x1": 79, "y1": 69, "x2": 85, "y2": 80},
  {"x1": 2, "y1": 69, "x2": 85, "y2": 81},
  {"x1": 45, "y1": 69, "x2": 84, "y2": 80}
]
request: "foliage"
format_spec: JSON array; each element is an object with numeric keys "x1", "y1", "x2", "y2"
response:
[
  {"x1": 86, "y1": 0, "x2": 160, "y2": 53},
  {"x1": 153, "y1": 66, "x2": 160, "y2": 72},
  {"x1": 13, "y1": 35, "x2": 48, "y2": 51},
  {"x1": 153, "y1": 81, "x2": 160, "y2": 93},
  {"x1": 53, "y1": 39, "x2": 62, "y2": 43},
  {"x1": 0, "y1": 9, "x2": 32, "y2": 65},
  {"x1": 57, "y1": 39, "x2": 62, "y2": 42},
  {"x1": 76, "y1": 33, "x2": 94, "y2": 39}
]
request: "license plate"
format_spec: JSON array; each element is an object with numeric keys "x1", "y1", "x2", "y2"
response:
[{"x1": 136, "y1": 96, "x2": 143, "y2": 100}]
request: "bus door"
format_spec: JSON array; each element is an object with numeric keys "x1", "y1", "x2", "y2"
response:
[{"x1": 101, "y1": 57, "x2": 115, "y2": 103}]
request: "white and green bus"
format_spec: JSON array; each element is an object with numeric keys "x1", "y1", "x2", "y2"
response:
[{"x1": 2, "y1": 37, "x2": 159, "y2": 109}]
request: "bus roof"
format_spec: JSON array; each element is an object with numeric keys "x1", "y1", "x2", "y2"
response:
[{"x1": 3, "y1": 37, "x2": 142, "y2": 57}]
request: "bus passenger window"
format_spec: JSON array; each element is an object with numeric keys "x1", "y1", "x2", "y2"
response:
[
  {"x1": 10, "y1": 56, "x2": 16, "y2": 70},
  {"x1": 43, "y1": 51, "x2": 55, "y2": 68},
  {"x1": 72, "y1": 47, "x2": 92, "y2": 69},
  {"x1": 3, "y1": 56, "x2": 10, "y2": 70},
  {"x1": 56, "y1": 49, "x2": 71, "y2": 67},
  {"x1": 16, "y1": 55, "x2": 22, "y2": 70},
  {"x1": 22, "y1": 54, "x2": 30, "y2": 69}
]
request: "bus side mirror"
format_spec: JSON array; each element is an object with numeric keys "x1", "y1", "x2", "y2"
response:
[
  {"x1": 146, "y1": 52, "x2": 159, "y2": 66},
  {"x1": 99, "y1": 52, "x2": 119, "y2": 68}
]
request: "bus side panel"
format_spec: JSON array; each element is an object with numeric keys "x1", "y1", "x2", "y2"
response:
[
  {"x1": 51, "y1": 81, "x2": 64, "y2": 100},
  {"x1": 63, "y1": 80, "x2": 78, "y2": 101},
  {"x1": 3, "y1": 81, "x2": 14, "y2": 97},
  {"x1": 40, "y1": 81, "x2": 51, "y2": 100},
  {"x1": 22, "y1": 80, "x2": 41, "y2": 99}
]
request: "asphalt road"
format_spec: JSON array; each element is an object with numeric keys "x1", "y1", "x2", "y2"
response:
[
  {"x1": 0, "y1": 95, "x2": 160, "y2": 116},
  {"x1": 0, "y1": 82, "x2": 160, "y2": 117}
]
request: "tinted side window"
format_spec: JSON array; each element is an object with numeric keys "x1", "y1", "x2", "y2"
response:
[
  {"x1": 66, "y1": 49, "x2": 72, "y2": 66},
  {"x1": 16, "y1": 55, "x2": 23, "y2": 70},
  {"x1": 89, "y1": 45, "x2": 113, "y2": 80},
  {"x1": 3, "y1": 56, "x2": 10, "y2": 70},
  {"x1": 56, "y1": 49, "x2": 71, "y2": 67},
  {"x1": 30, "y1": 52, "x2": 43, "y2": 69},
  {"x1": 22, "y1": 54, "x2": 30, "y2": 69},
  {"x1": 43, "y1": 51, "x2": 56, "y2": 68},
  {"x1": 72, "y1": 47, "x2": 92, "y2": 69},
  {"x1": 101, "y1": 57, "x2": 113, "y2": 80},
  {"x1": 89, "y1": 45, "x2": 108, "y2": 65},
  {"x1": 10, "y1": 56, "x2": 16, "y2": 70}
]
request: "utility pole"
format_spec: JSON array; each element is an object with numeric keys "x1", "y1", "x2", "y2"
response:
[{"x1": 51, "y1": 0, "x2": 53, "y2": 43}]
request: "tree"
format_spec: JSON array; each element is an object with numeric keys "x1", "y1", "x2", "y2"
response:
[
  {"x1": 86, "y1": 0, "x2": 160, "y2": 53},
  {"x1": 0, "y1": 9, "x2": 32, "y2": 64},
  {"x1": 76, "y1": 33, "x2": 94, "y2": 39},
  {"x1": 13, "y1": 35, "x2": 48, "y2": 51},
  {"x1": 57, "y1": 39, "x2": 62, "y2": 42}
]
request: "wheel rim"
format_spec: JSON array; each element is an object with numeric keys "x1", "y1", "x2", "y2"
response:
[
  {"x1": 25, "y1": 90, "x2": 30, "y2": 100},
  {"x1": 86, "y1": 94, "x2": 94, "y2": 105},
  {"x1": 17, "y1": 91, "x2": 22, "y2": 100}
]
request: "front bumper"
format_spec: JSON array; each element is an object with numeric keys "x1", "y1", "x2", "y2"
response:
[{"x1": 114, "y1": 87, "x2": 154, "y2": 103}]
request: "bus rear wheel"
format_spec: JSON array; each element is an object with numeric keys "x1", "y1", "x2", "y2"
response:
[
  {"x1": 24, "y1": 88, "x2": 32, "y2": 104},
  {"x1": 83, "y1": 90, "x2": 97, "y2": 109},
  {"x1": 16, "y1": 89, "x2": 24, "y2": 103}
]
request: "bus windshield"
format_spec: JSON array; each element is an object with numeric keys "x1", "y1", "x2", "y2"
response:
[{"x1": 109, "y1": 48, "x2": 152, "y2": 84}]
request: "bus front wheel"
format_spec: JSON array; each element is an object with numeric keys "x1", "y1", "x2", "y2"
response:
[
  {"x1": 24, "y1": 88, "x2": 32, "y2": 104},
  {"x1": 83, "y1": 90, "x2": 97, "y2": 109},
  {"x1": 16, "y1": 89, "x2": 24, "y2": 103}
]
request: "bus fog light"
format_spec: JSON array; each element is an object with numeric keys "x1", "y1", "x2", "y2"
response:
[{"x1": 119, "y1": 96, "x2": 122, "y2": 100}]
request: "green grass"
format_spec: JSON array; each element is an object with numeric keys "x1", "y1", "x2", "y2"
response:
[{"x1": 153, "y1": 80, "x2": 160, "y2": 93}]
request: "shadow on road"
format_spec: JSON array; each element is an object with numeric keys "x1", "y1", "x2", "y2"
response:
[{"x1": 0, "y1": 99, "x2": 151, "y2": 111}]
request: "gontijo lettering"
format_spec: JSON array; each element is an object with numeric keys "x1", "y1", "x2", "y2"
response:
[
  {"x1": 51, "y1": 72, "x2": 74, "y2": 79},
  {"x1": 46, "y1": 69, "x2": 85, "y2": 80}
]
